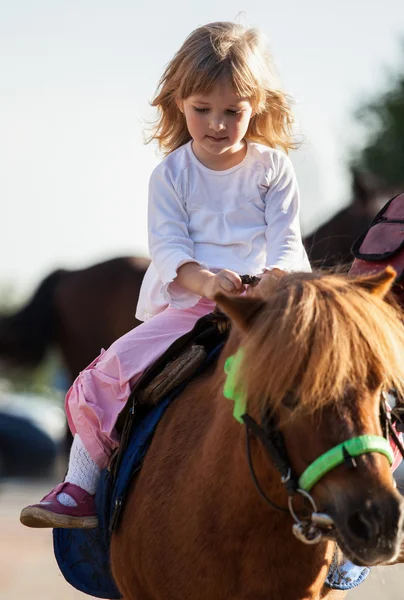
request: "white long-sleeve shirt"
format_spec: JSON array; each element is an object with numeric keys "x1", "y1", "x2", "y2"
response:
[{"x1": 136, "y1": 139, "x2": 311, "y2": 321}]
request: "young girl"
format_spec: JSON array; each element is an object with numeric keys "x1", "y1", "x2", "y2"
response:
[{"x1": 20, "y1": 21, "x2": 310, "y2": 529}]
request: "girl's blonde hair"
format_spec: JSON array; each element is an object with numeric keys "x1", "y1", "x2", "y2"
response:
[{"x1": 147, "y1": 22, "x2": 297, "y2": 155}]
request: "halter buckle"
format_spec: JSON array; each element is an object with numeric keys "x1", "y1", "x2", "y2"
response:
[{"x1": 288, "y1": 490, "x2": 335, "y2": 545}]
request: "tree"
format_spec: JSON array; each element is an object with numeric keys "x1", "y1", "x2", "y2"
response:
[{"x1": 352, "y1": 47, "x2": 404, "y2": 187}]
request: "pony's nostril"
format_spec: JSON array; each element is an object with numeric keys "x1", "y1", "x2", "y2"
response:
[{"x1": 347, "y1": 511, "x2": 379, "y2": 542}]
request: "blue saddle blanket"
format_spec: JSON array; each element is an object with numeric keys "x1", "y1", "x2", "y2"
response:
[{"x1": 53, "y1": 395, "x2": 174, "y2": 599}]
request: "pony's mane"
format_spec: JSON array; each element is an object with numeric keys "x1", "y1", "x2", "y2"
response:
[{"x1": 240, "y1": 271, "x2": 404, "y2": 415}]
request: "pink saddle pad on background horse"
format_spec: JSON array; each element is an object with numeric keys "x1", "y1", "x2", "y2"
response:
[{"x1": 349, "y1": 193, "x2": 404, "y2": 305}]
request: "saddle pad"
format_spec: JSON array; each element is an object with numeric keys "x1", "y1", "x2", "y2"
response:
[{"x1": 53, "y1": 396, "x2": 173, "y2": 598}]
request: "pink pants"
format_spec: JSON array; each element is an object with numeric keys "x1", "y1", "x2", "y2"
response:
[{"x1": 66, "y1": 299, "x2": 215, "y2": 468}]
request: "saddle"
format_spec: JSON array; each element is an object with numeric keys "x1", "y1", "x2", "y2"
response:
[
  {"x1": 349, "y1": 192, "x2": 404, "y2": 305},
  {"x1": 110, "y1": 309, "x2": 231, "y2": 486}
]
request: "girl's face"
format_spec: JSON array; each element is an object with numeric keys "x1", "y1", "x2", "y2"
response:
[{"x1": 176, "y1": 79, "x2": 254, "y2": 169}]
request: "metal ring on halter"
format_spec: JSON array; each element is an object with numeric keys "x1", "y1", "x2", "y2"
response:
[
  {"x1": 288, "y1": 489, "x2": 335, "y2": 546},
  {"x1": 288, "y1": 488, "x2": 318, "y2": 524},
  {"x1": 292, "y1": 522, "x2": 324, "y2": 545},
  {"x1": 289, "y1": 491, "x2": 327, "y2": 546}
]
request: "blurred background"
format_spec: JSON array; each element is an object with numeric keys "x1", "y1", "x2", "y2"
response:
[{"x1": 1, "y1": 0, "x2": 404, "y2": 598}]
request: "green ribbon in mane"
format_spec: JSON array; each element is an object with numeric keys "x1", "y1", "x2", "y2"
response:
[
  {"x1": 223, "y1": 348, "x2": 394, "y2": 492},
  {"x1": 223, "y1": 349, "x2": 246, "y2": 423}
]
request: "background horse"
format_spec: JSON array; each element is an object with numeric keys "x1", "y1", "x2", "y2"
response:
[
  {"x1": 303, "y1": 169, "x2": 401, "y2": 268},
  {"x1": 111, "y1": 269, "x2": 404, "y2": 600},
  {"x1": 0, "y1": 256, "x2": 149, "y2": 383}
]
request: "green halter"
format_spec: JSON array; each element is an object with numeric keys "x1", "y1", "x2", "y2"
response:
[
  {"x1": 223, "y1": 348, "x2": 394, "y2": 491},
  {"x1": 298, "y1": 436, "x2": 393, "y2": 491}
]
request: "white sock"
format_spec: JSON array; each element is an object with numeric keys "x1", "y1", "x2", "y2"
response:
[{"x1": 57, "y1": 434, "x2": 101, "y2": 507}]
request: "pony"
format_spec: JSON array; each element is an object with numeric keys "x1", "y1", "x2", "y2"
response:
[
  {"x1": 0, "y1": 256, "x2": 149, "y2": 383},
  {"x1": 110, "y1": 268, "x2": 404, "y2": 600}
]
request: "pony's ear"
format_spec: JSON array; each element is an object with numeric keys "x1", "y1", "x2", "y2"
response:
[
  {"x1": 215, "y1": 294, "x2": 265, "y2": 332},
  {"x1": 354, "y1": 266, "x2": 396, "y2": 298}
]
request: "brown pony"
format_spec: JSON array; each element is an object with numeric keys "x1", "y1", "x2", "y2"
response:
[
  {"x1": 110, "y1": 268, "x2": 404, "y2": 600},
  {"x1": 303, "y1": 169, "x2": 401, "y2": 268}
]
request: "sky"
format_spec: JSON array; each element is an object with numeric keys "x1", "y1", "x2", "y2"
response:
[{"x1": 2, "y1": 0, "x2": 404, "y2": 298}]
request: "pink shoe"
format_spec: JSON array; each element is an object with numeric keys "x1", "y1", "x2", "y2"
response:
[{"x1": 20, "y1": 482, "x2": 98, "y2": 529}]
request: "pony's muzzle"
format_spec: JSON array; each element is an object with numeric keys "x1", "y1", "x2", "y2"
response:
[{"x1": 337, "y1": 491, "x2": 404, "y2": 565}]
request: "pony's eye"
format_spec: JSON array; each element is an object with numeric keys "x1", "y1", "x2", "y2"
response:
[{"x1": 282, "y1": 391, "x2": 299, "y2": 410}]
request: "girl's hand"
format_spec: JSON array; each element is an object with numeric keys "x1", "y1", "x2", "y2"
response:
[
  {"x1": 246, "y1": 268, "x2": 286, "y2": 298},
  {"x1": 202, "y1": 269, "x2": 244, "y2": 300}
]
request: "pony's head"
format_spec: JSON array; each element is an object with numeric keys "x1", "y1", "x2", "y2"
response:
[{"x1": 217, "y1": 267, "x2": 404, "y2": 566}]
